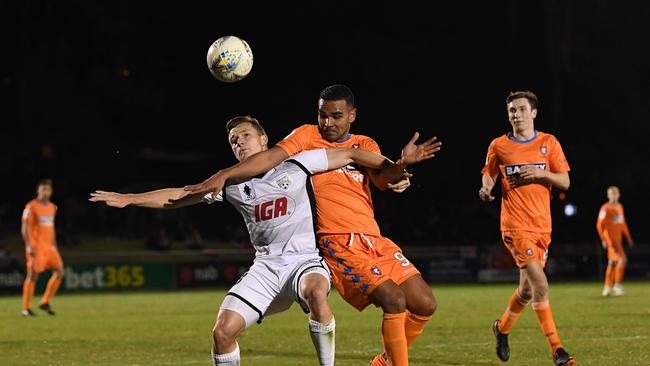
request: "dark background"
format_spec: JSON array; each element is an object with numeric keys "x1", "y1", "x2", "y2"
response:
[{"x1": 1, "y1": 1, "x2": 648, "y2": 249}]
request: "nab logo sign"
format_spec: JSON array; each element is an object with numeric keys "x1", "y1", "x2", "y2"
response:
[
  {"x1": 251, "y1": 194, "x2": 296, "y2": 228},
  {"x1": 255, "y1": 197, "x2": 288, "y2": 222}
]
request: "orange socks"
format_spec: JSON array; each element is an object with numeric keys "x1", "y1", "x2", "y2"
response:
[
  {"x1": 405, "y1": 311, "x2": 431, "y2": 348},
  {"x1": 22, "y1": 279, "x2": 36, "y2": 310},
  {"x1": 532, "y1": 300, "x2": 562, "y2": 353},
  {"x1": 42, "y1": 276, "x2": 62, "y2": 304},
  {"x1": 382, "y1": 312, "x2": 408, "y2": 366},
  {"x1": 498, "y1": 290, "x2": 529, "y2": 334},
  {"x1": 605, "y1": 264, "x2": 615, "y2": 288},
  {"x1": 614, "y1": 262, "x2": 626, "y2": 285}
]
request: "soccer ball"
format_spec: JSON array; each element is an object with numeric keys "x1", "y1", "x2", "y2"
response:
[{"x1": 206, "y1": 36, "x2": 253, "y2": 83}]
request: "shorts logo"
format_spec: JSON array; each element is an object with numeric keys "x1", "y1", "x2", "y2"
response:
[
  {"x1": 371, "y1": 266, "x2": 382, "y2": 276},
  {"x1": 275, "y1": 173, "x2": 292, "y2": 190},
  {"x1": 526, "y1": 248, "x2": 534, "y2": 257},
  {"x1": 504, "y1": 163, "x2": 547, "y2": 176},
  {"x1": 239, "y1": 183, "x2": 256, "y2": 201},
  {"x1": 540, "y1": 146, "x2": 548, "y2": 155}
]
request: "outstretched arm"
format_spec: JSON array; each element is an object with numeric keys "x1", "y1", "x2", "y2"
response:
[
  {"x1": 89, "y1": 188, "x2": 204, "y2": 209},
  {"x1": 366, "y1": 132, "x2": 442, "y2": 191},
  {"x1": 185, "y1": 146, "x2": 289, "y2": 196}
]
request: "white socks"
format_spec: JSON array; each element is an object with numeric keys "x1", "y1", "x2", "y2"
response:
[
  {"x1": 211, "y1": 318, "x2": 334, "y2": 366},
  {"x1": 212, "y1": 343, "x2": 240, "y2": 366},
  {"x1": 309, "y1": 317, "x2": 336, "y2": 366}
]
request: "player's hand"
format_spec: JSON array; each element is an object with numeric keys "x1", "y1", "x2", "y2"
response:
[
  {"x1": 399, "y1": 132, "x2": 442, "y2": 166},
  {"x1": 89, "y1": 190, "x2": 132, "y2": 208},
  {"x1": 26, "y1": 246, "x2": 35, "y2": 257},
  {"x1": 479, "y1": 186, "x2": 495, "y2": 202},
  {"x1": 387, "y1": 172, "x2": 413, "y2": 193},
  {"x1": 601, "y1": 240, "x2": 608, "y2": 250},
  {"x1": 184, "y1": 171, "x2": 227, "y2": 198},
  {"x1": 517, "y1": 165, "x2": 547, "y2": 181}
]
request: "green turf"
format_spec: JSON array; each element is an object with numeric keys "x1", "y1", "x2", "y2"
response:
[{"x1": 1, "y1": 282, "x2": 649, "y2": 365}]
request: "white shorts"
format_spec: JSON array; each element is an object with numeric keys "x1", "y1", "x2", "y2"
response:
[{"x1": 220, "y1": 254, "x2": 331, "y2": 328}]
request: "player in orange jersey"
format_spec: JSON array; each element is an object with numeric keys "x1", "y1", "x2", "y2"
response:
[
  {"x1": 596, "y1": 186, "x2": 634, "y2": 296},
  {"x1": 479, "y1": 91, "x2": 575, "y2": 366},
  {"x1": 185, "y1": 85, "x2": 442, "y2": 366},
  {"x1": 21, "y1": 179, "x2": 64, "y2": 316}
]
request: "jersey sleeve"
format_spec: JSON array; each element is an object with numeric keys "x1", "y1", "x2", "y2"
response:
[
  {"x1": 21, "y1": 203, "x2": 33, "y2": 222},
  {"x1": 481, "y1": 139, "x2": 500, "y2": 177},
  {"x1": 549, "y1": 136, "x2": 570, "y2": 173},
  {"x1": 276, "y1": 124, "x2": 313, "y2": 157},
  {"x1": 288, "y1": 149, "x2": 329, "y2": 175},
  {"x1": 202, "y1": 191, "x2": 224, "y2": 205},
  {"x1": 358, "y1": 136, "x2": 381, "y2": 154}
]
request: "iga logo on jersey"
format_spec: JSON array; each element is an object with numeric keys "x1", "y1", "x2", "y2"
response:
[
  {"x1": 504, "y1": 163, "x2": 547, "y2": 176},
  {"x1": 251, "y1": 194, "x2": 296, "y2": 228}
]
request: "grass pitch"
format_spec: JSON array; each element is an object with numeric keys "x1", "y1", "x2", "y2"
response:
[{"x1": 1, "y1": 282, "x2": 648, "y2": 365}]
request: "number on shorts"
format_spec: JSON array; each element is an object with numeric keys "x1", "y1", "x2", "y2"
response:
[{"x1": 393, "y1": 252, "x2": 411, "y2": 267}]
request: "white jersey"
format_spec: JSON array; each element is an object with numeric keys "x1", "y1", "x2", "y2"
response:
[{"x1": 204, "y1": 149, "x2": 329, "y2": 260}]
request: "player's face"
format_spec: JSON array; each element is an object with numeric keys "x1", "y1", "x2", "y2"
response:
[
  {"x1": 607, "y1": 187, "x2": 620, "y2": 202},
  {"x1": 318, "y1": 99, "x2": 357, "y2": 142},
  {"x1": 507, "y1": 98, "x2": 537, "y2": 133},
  {"x1": 37, "y1": 184, "x2": 53, "y2": 201},
  {"x1": 228, "y1": 123, "x2": 268, "y2": 162}
]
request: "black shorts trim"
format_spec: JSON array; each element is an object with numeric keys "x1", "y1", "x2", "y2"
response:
[
  {"x1": 225, "y1": 292, "x2": 264, "y2": 324},
  {"x1": 295, "y1": 259, "x2": 330, "y2": 314}
]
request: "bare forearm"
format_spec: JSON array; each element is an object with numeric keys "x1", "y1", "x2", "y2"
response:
[
  {"x1": 21, "y1": 224, "x2": 31, "y2": 248},
  {"x1": 129, "y1": 188, "x2": 194, "y2": 209},
  {"x1": 544, "y1": 172, "x2": 570, "y2": 190},
  {"x1": 482, "y1": 174, "x2": 496, "y2": 190},
  {"x1": 326, "y1": 148, "x2": 394, "y2": 171},
  {"x1": 221, "y1": 146, "x2": 289, "y2": 180}
]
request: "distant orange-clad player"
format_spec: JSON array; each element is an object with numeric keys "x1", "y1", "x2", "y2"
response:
[
  {"x1": 186, "y1": 85, "x2": 442, "y2": 366},
  {"x1": 21, "y1": 179, "x2": 64, "y2": 317},
  {"x1": 480, "y1": 91, "x2": 575, "y2": 366},
  {"x1": 596, "y1": 186, "x2": 634, "y2": 296}
]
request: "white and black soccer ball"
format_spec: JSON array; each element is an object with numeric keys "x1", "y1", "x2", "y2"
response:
[{"x1": 206, "y1": 36, "x2": 253, "y2": 83}]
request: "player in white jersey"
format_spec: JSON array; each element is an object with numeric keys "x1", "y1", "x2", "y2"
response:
[{"x1": 90, "y1": 116, "x2": 438, "y2": 366}]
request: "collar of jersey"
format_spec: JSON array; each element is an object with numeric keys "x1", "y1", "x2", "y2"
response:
[
  {"x1": 335, "y1": 133, "x2": 352, "y2": 143},
  {"x1": 507, "y1": 130, "x2": 538, "y2": 144}
]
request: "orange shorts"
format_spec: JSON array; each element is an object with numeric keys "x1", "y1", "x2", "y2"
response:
[
  {"x1": 318, "y1": 233, "x2": 420, "y2": 311},
  {"x1": 501, "y1": 231, "x2": 551, "y2": 269},
  {"x1": 606, "y1": 240, "x2": 626, "y2": 261},
  {"x1": 26, "y1": 246, "x2": 63, "y2": 273}
]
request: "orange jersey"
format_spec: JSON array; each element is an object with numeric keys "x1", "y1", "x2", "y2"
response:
[
  {"x1": 22, "y1": 199, "x2": 57, "y2": 248},
  {"x1": 276, "y1": 124, "x2": 381, "y2": 235},
  {"x1": 596, "y1": 202, "x2": 631, "y2": 244},
  {"x1": 482, "y1": 131, "x2": 570, "y2": 232}
]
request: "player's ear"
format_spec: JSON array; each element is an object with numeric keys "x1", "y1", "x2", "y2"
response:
[
  {"x1": 349, "y1": 107, "x2": 357, "y2": 123},
  {"x1": 531, "y1": 108, "x2": 538, "y2": 119},
  {"x1": 260, "y1": 134, "x2": 268, "y2": 146}
]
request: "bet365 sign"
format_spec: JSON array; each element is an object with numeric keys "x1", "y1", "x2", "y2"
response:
[{"x1": 54, "y1": 263, "x2": 174, "y2": 291}]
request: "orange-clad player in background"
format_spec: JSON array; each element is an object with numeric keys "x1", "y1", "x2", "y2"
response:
[
  {"x1": 21, "y1": 179, "x2": 64, "y2": 316},
  {"x1": 186, "y1": 85, "x2": 442, "y2": 366},
  {"x1": 479, "y1": 91, "x2": 575, "y2": 366},
  {"x1": 596, "y1": 186, "x2": 634, "y2": 296}
]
